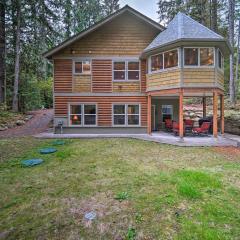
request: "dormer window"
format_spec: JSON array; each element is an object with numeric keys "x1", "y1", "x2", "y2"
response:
[{"x1": 184, "y1": 47, "x2": 214, "y2": 67}]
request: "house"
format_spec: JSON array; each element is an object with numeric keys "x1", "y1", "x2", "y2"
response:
[{"x1": 43, "y1": 5, "x2": 230, "y2": 138}]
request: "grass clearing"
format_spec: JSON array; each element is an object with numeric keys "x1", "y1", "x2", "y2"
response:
[{"x1": 0, "y1": 137, "x2": 240, "y2": 239}]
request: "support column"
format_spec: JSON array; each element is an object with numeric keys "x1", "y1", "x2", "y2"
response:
[
  {"x1": 220, "y1": 94, "x2": 224, "y2": 135},
  {"x1": 203, "y1": 97, "x2": 207, "y2": 118},
  {"x1": 179, "y1": 89, "x2": 184, "y2": 138},
  {"x1": 147, "y1": 94, "x2": 151, "y2": 135},
  {"x1": 213, "y1": 91, "x2": 218, "y2": 138}
]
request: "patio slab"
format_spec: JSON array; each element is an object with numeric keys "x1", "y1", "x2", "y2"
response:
[{"x1": 34, "y1": 132, "x2": 239, "y2": 147}]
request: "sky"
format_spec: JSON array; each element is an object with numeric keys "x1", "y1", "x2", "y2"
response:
[{"x1": 119, "y1": 0, "x2": 159, "y2": 22}]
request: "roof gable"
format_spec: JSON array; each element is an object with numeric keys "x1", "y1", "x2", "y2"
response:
[
  {"x1": 145, "y1": 12, "x2": 224, "y2": 52},
  {"x1": 43, "y1": 5, "x2": 164, "y2": 59}
]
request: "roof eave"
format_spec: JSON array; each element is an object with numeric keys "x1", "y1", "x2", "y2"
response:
[{"x1": 43, "y1": 5, "x2": 165, "y2": 59}]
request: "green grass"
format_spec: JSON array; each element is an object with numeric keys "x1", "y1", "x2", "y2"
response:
[{"x1": 0, "y1": 137, "x2": 240, "y2": 239}]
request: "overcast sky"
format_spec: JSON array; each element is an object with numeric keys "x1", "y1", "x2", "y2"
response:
[{"x1": 119, "y1": 0, "x2": 159, "y2": 22}]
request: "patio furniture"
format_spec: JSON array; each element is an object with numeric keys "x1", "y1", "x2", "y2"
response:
[
  {"x1": 172, "y1": 122, "x2": 180, "y2": 136},
  {"x1": 199, "y1": 117, "x2": 213, "y2": 134},
  {"x1": 192, "y1": 122, "x2": 211, "y2": 135},
  {"x1": 165, "y1": 119, "x2": 173, "y2": 131},
  {"x1": 184, "y1": 119, "x2": 194, "y2": 134}
]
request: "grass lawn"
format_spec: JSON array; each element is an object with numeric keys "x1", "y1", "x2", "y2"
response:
[{"x1": 0, "y1": 138, "x2": 240, "y2": 239}]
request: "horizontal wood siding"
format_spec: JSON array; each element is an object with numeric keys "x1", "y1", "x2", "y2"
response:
[
  {"x1": 54, "y1": 96, "x2": 147, "y2": 126},
  {"x1": 92, "y1": 60, "x2": 112, "y2": 93},
  {"x1": 53, "y1": 12, "x2": 160, "y2": 57},
  {"x1": 73, "y1": 75, "x2": 91, "y2": 92},
  {"x1": 183, "y1": 68, "x2": 215, "y2": 86},
  {"x1": 216, "y1": 69, "x2": 224, "y2": 88},
  {"x1": 146, "y1": 69, "x2": 180, "y2": 91},
  {"x1": 141, "y1": 60, "x2": 147, "y2": 93},
  {"x1": 113, "y1": 82, "x2": 140, "y2": 92},
  {"x1": 54, "y1": 59, "x2": 72, "y2": 92}
]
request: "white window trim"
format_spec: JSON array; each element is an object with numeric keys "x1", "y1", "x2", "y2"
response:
[
  {"x1": 149, "y1": 48, "x2": 180, "y2": 74},
  {"x1": 183, "y1": 47, "x2": 215, "y2": 68},
  {"x1": 73, "y1": 59, "x2": 92, "y2": 75},
  {"x1": 217, "y1": 49, "x2": 224, "y2": 72},
  {"x1": 112, "y1": 103, "x2": 141, "y2": 127},
  {"x1": 112, "y1": 60, "x2": 140, "y2": 82},
  {"x1": 68, "y1": 103, "x2": 97, "y2": 127}
]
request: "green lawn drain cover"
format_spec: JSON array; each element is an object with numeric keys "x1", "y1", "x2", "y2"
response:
[
  {"x1": 21, "y1": 159, "x2": 44, "y2": 167},
  {"x1": 40, "y1": 148, "x2": 57, "y2": 154}
]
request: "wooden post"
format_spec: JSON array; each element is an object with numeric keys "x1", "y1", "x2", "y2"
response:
[
  {"x1": 203, "y1": 97, "x2": 206, "y2": 118},
  {"x1": 147, "y1": 95, "x2": 151, "y2": 135},
  {"x1": 213, "y1": 91, "x2": 218, "y2": 138},
  {"x1": 220, "y1": 94, "x2": 224, "y2": 135},
  {"x1": 179, "y1": 89, "x2": 184, "y2": 138}
]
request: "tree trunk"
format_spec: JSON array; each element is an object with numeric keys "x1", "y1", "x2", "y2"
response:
[
  {"x1": 235, "y1": 19, "x2": 240, "y2": 98},
  {"x1": 12, "y1": 0, "x2": 21, "y2": 112},
  {"x1": 228, "y1": 0, "x2": 235, "y2": 105},
  {"x1": 211, "y1": 0, "x2": 218, "y2": 32},
  {"x1": 0, "y1": 0, "x2": 5, "y2": 104}
]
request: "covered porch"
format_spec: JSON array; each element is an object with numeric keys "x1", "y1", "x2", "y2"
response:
[{"x1": 147, "y1": 88, "x2": 225, "y2": 138}]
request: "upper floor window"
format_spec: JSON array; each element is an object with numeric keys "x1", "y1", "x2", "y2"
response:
[
  {"x1": 69, "y1": 104, "x2": 97, "y2": 126},
  {"x1": 150, "y1": 49, "x2": 178, "y2": 73},
  {"x1": 218, "y1": 49, "x2": 224, "y2": 69},
  {"x1": 74, "y1": 60, "x2": 91, "y2": 74},
  {"x1": 184, "y1": 47, "x2": 214, "y2": 67},
  {"x1": 113, "y1": 60, "x2": 140, "y2": 81}
]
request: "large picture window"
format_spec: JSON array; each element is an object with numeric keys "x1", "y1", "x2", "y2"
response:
[
  {"x1": 184, "y1": 47, "x2": 214, "y2": 67},
  {"x1": 150, "y1": 49, "x2": 178, "y2": 73},
  {"x1": 113, "y1": 104, "x2": 140, "y2": 126},
  {"x1": 69, "y1": 104, "x2": 97, "y2": 126},
  {"x1": 113, "y1": 61, "x2": 140, "y2": 81},
  {"x1": 74, "y1": 60, "x2": 91, "y2": 74}
]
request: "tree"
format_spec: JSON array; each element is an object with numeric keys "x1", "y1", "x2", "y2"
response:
[
  {"x1": 0, "y1": 0, "x2": 5, "y2": 103},
  {"x1": 228, "y1": 0, "x2": 235, "y2": 105},
  {"x1": 102, "y1": 0, "x2": 120, "y2": 15},
  {"x1": 12, "y1": 0, "x2": 21, "y2": 112},
  {"x1": 210, "y1": 0, "x2": 218, "y2": 32}
]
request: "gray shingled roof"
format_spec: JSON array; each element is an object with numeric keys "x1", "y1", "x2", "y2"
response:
[{"x1": 144, "y1": 12, "x2": 224, "y2": 52}]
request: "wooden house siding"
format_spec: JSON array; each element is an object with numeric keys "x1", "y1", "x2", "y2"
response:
[
  {"x1": 113, "y1": 82, "x2": 140, "y2": 92},
  {"x1": 72, "y1": 75, "x2": 91, "y2": 92},
  {"x1": 53, "y1": 12, "x2": 160, "y2": 58},
  {"x1": 146, "y1": 69, "x2": 181, "y2": 91},
  {"x1": 182, "y1": 68, "x2": 215, "y2": 86},
  {"x1": 216, "y1": 69, "x2": 224, "y2": 88},
  {"x1": 92, "y1": 59, "x2": 113, "y2": 93},
  {"x1": 54, "y1": 59, "x2": 72, "y2": 92},
  {"x1": 141, "y1": 60, "x2": 147, "y2": 92},
  {"x1": 54, "y1": 96, "x2": 147, "y2": 126}
]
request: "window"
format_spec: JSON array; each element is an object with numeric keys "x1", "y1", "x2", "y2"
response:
[
  {"x1": 162, "y1": 105, "x2": 173, "y2": 122},
  {"x1": 113, "y1": 104, "x2": 140, "y2": 126},
  {"x1": 200, "y1": 48, "x2": 214, "y2": 66},
  {"x1": 184, "y1": 47, "x2": 214, "y2": 67},
  {"x1": 69, "y1": 104, "x2": 97, "y2": 126},
  {"x1": 150, "y1": 49, "x2": 178, "y2": 73},
  {"x1": 164, "y1": 50, "x2": 178, "y2": 69},
  {"x1": 74, "y1": 60, "x2": 91, "y2": 74},
  {"x1": 113, "y1": 61, "x2": 140, "y2": 81},
  {"x1": 218, "y1": 50, "x2": 224, "y2": 69},
  {"x1": 184, "y1": 48, "x2": 198, "y2": 66},
  {"x1": 151, "y1": 54, "x2": 163, "y2": 72}
]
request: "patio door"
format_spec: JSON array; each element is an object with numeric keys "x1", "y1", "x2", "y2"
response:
[{"x1": 151, "y1": 105, "x2": 156, "y2": 131}]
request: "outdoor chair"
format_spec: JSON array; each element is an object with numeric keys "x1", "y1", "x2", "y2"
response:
[
  {"x1": 184, "y1": 119, "x2": 194, "y2": 134},
  {"x1": 172, "y1": 122, "x2": 180, "y2": 136},
  {"x1": 165, "y1": 119, "x2": 173, "y2": 131},
  {"x1": 192, "y1": 122, "x2": 211, "y2": 135}
]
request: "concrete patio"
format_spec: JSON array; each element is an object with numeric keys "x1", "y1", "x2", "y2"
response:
[{"x1": 34, "y1": 131, "x2": 240, "y2": 147}]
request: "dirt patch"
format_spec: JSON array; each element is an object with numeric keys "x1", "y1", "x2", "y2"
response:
[
  {"x1": 63, "y1": 191, "x2": 134, "y2": 238},
  {"x1": 213, "y1": 147, "x2": 240, "y2": 160}
]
